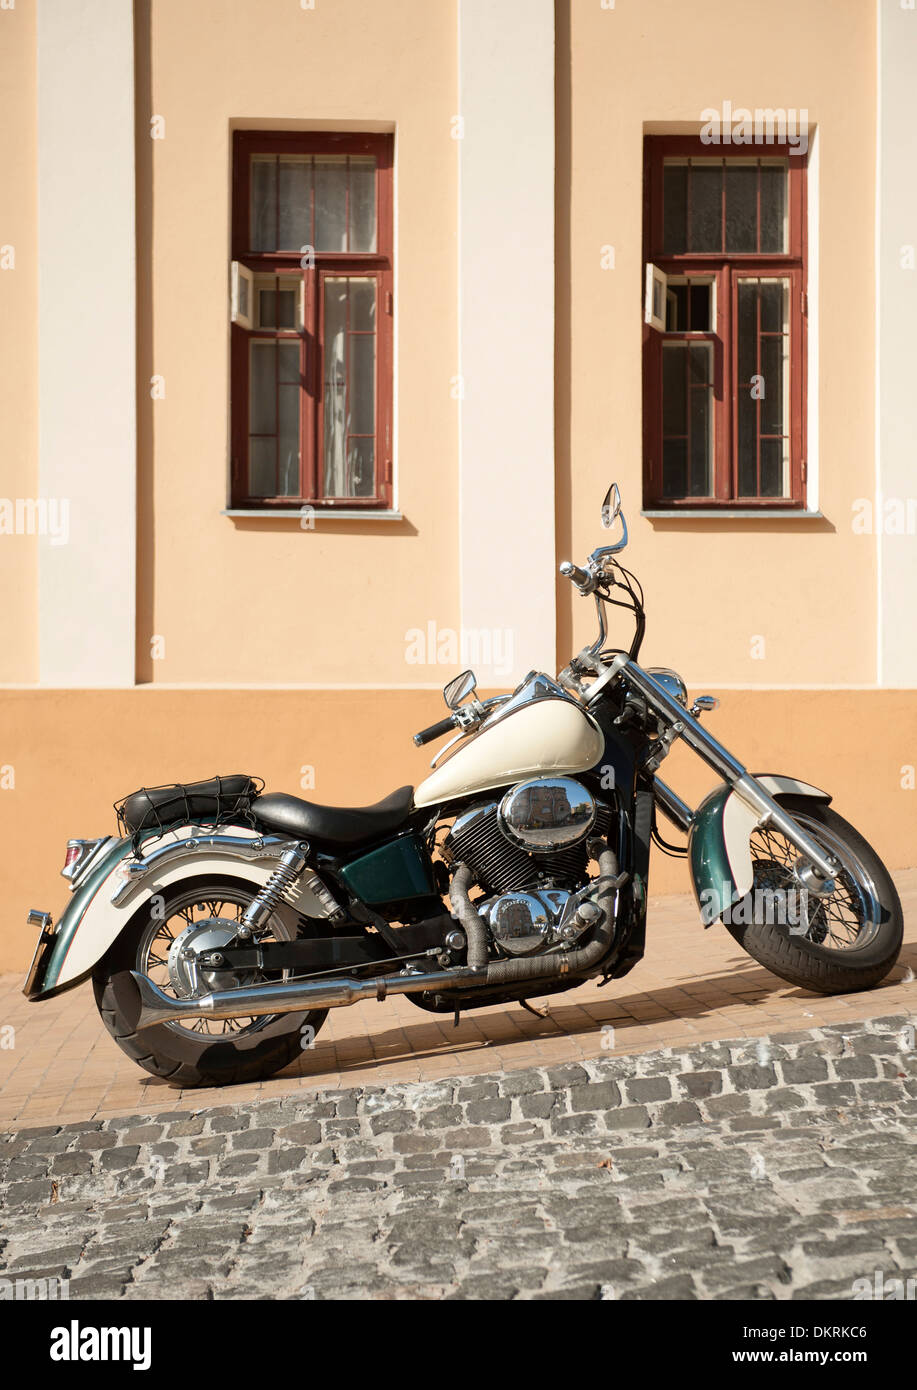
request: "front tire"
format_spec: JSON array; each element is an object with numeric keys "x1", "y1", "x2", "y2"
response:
[
  {"x1": 723, "y1": 799, "x2": 903, "y2": 995},
  {"x1": 92, "y1": 875, "x2": 328, "y2": 1088}
]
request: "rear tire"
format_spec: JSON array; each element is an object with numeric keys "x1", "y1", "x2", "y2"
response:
[
  {"x1": 92, "y1": 875, "x2": 328, "y2": 1088},
  {"x1": 723, "y1": 799, "x2": 903, "y2": 995}
]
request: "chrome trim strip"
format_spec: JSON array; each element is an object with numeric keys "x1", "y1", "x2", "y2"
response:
[{"x1": 109, "y1": 833, "x2": 301, "y2": 906}]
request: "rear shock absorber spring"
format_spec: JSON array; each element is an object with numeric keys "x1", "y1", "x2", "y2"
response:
[{"x1": 240, "y1": 843, "x2": 343, "y2": 933}]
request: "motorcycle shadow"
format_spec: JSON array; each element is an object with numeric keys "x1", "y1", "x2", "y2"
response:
[{"x1": 257, "y1": 943, "x2": 917, "y2": 1083}]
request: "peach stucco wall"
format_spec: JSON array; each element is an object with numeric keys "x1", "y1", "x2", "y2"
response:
[
  {"x1": 556, "y1": 0, "x2": 879, "y2": 686},
  {"x1": 135, "y1": 0, "x2": 460, "y2": 686}
]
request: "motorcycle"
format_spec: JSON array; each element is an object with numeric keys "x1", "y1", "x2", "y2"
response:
[{"x1": 22, "y1": 485, "x2": 903, "y2": 1087}]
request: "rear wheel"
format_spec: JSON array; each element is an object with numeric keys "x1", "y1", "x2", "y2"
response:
[
  {"x1": 92, "y1": 875, "x2": 328, "y2": 1088},
  {"x1": 723, "y1": 799, "x2": 903, "y2": 995}
]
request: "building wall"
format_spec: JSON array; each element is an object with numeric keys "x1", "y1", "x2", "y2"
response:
[
  {"x1": 558, "y1": 0, "x2": 879, "y2": 686},
  {"x1": 0, "y1": 0, "x2": 39, "y2": 682},
  {"x1": 136, "y1": 0, "x2": 461, "y2": 686}
]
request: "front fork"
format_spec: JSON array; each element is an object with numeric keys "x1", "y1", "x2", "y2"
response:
[{"x1": 608, "y1": 656, "x2": 840, "y2": 886}]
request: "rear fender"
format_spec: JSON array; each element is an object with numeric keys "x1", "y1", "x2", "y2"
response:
[
  {"x1": 28, "y1": 826, "x2": 326, "y2": 998},
  {"x1": 688, "y1": 775, "x2": 831, "y2": 926}
]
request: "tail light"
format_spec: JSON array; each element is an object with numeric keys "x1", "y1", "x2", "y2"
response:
[{"x1": 61, "y1": 838, "x2": 105, "y2": 884}]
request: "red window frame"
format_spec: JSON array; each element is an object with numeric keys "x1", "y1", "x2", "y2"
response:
[
  {"x1": 643, "y1": 135, "x2": 808, "y2": 509},
  {"x1": 231, "y1": 131, "x2": 394, "y2": 509}
]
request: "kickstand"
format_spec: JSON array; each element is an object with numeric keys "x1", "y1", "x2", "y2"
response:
[
  {"x1": 519, "y1": 999, "x2": 551, "y2": 1021},
  {"x1": 453, "y1": 1006, "x2": 461, "y2": 1029}
]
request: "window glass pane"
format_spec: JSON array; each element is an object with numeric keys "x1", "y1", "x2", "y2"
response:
[
  {"x1": 249, "y1": 437, "x2": 276, "y2": 496},
  {"x1": 323, "y1": 277, "x2": 378, "y2": 498},
  {"x1": 251, "y1": 158, "x2": 277, "y2": 252},
  {"x1": 277, "y1": 158, "x2": 312, "y2": 250},
  {"x1": 666, "y1": 284, "x2": 688, "y2": 332},
  {"x1": 663, "y1": 164, "x2": 687, "y2": 254},
  {"x1": 736, "y1": 277, "x2": 790, "y2": 498},
  {"x1": 759, "y1": 163, "x2": 787, "y2": 253},
  {"x1": 689, "y1": 342, "x2": 710, "y2": 384},
  {"x1": 737, "y1": 392, "x2": 757, "y2": 496},
  {"x1": 760, "y1": 335, "x2": 787, "y2": 437},
  {"x1": 250, "y1": 343, "x2": 277, "y2": 434},
  {"x1": 314, "y1": 156, "x2": 348, "y2": 252},
  {"x1": 759, "y1": 438, "x2": 787, "y2": 498},
  {"x1": 662, "y1": 342, "x2": 712, "y2": 497},
  {"x1": 349, "y1": 334, "x2": 376, "y2": 437},
  {"x1": 662, "y1": 438, "x2": 687, "y2": 499},
  {"x1": 258, "y1": 281, "x2": 298, "y2": 329},
  {"x1": 737, "y1": 280, "x2": 757, "y2": 384},
  {"x1": 349, "y1": 278, "x2": 376, "y2": 331},
  {"x1": 759, "y1": 279, "x2": 787, "y2": 333},
  {"x1": 725, "y1": 164, "x2": 758, "y2": 252},
  {"x1": 689, "y1": 375, "x2": 711, "y2": 495},
  {"x1": 278, "y1": 386, "x2": 300, "y2": 495},
  {"x1": 690, "y1": 164, "x2": 722, "y2": 252},
  {"x1": 323, "y1": 279, "x2": 348, "y2": 494},
  {"x1": 662, "y1": 343, "x2": 686, "y2": 435},
  {"x1": 348, "y1": 439, "x2": 375, "y2": 498},
  {"x1": 689, "y1": 344, "x2": 713, "y2": 495},
  {"x1": 349, "y1": 157, "x2": 377, "y2": 253},
  {"x1": 250, "y1": 342, "x2": 301, "y2": 497},
  {"x1": 277, "y1": 340, "x2": 301, "y2": 385}
]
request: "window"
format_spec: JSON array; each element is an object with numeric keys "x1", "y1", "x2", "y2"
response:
[
  {"x1": 231, "y1": 132, "x2": 393, "y2": 509},
  {"x1": 643, "y1": 137, "x2": 807, "y2": 508}
]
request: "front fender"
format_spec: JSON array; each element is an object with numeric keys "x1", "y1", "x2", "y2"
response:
[
  {"x1": 688, "y1": 775, "x2": 831, "y2": 926},
  {"x1": 27, "y1": 827, "x2": 322, "y2": 999}
]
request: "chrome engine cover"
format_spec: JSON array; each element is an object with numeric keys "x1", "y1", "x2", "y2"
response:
[
  {"x1": 480, "y1": 886, "x2": 600, "y2": 957},
  {"x1": 498, "y1": 777, "x2": 596, "y2": 853}
]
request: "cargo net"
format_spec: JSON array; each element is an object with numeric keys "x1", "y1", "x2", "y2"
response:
[{"x1": 114, "y1": 774, "x2": 264, "y2": 855}]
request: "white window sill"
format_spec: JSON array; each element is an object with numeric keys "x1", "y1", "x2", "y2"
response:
[
  {"x1": 642, "y1": 509, "x2": 824, "y2": 520},
  {"x1": 222, "y1": 509, "x2": 404, "y2": 521}
]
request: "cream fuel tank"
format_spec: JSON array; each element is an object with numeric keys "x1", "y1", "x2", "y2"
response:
[{"x1": 413, "y1": 679, "x2": 606, "y2": 808}]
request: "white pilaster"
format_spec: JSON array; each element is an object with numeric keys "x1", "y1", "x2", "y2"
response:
[
  {"x1": 37, "y1": 0, "x2": 136, "y2": 686},
  {"x1": 458, "y1": 0, "x2": 556, "y2": 688},
  {"x1": 876, "y1": 0, "x2": 917, "y2": 687}
]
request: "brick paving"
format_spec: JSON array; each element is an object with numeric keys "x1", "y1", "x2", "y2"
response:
[
  {"x1": 1, "y1": 871, "x2": 914, "y2": 1130},
  {"x1": 0, "y1": 1016, "x2": 915, "y2": 1300}
]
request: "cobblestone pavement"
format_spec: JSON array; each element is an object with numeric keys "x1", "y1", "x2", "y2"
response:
[
  {"x1": 2, "y1": 870, "x2": 915, "y2": 1129},
  {"x1": 1, "y1": 1015, "x2": 915, "y2": 1300}
]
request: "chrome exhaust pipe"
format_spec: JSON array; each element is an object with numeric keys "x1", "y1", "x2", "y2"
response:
[{"x1": 129, "y1": 966, "x2": 489, "y2": 1031}]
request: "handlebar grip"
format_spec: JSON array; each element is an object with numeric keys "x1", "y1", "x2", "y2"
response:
[
  {"x1": 413, "y1": 715, "x2": 456, "y2": 747},
  {"x1": 560, "y1": 560, "x2": 591, "y2": 590}
]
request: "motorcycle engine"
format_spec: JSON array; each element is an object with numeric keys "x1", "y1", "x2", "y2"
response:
[{"x1": 443, "y1": 777, "x2": 614, "y2": 958}]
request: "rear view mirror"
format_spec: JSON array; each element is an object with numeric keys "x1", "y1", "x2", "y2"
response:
[
  {"x1": 443, "y1": 669, "x2": 477, "y2": 710},
  {"x1": 601, "y1": 483, "x2": 622, "y2": 530}
]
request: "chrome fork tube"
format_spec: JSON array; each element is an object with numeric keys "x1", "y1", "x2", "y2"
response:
[{"x1": 613, "y1": 656, "x2": 840, "y2": 880}]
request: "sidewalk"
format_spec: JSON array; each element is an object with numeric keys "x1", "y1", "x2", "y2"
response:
[{"x1": 1, "y1": 872, "x2": 914, "y2": 1131}]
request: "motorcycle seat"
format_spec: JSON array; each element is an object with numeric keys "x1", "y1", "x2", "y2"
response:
[{"x1": 251, "y1": 785, "x2": 415, "y2": 848}]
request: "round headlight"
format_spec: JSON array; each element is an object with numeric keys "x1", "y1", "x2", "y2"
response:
[{"x1": 646, "y1": 668, "x2": 688, "y2": 706}]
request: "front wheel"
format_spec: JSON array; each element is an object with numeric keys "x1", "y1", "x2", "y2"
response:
[
  {"x1": 723, "y1": 799, "x2": 903, "y2": 995},
  {"x1": 92, "y1": 875, "x2": 328, "y2": 1088}
]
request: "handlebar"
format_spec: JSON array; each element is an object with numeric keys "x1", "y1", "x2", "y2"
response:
[
  {"x1": 559, "y1": 560, "x2": 592, "y2": 593},
  {"x1": 412, "y1": 714, "x2": 456, "y2": 747}
]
